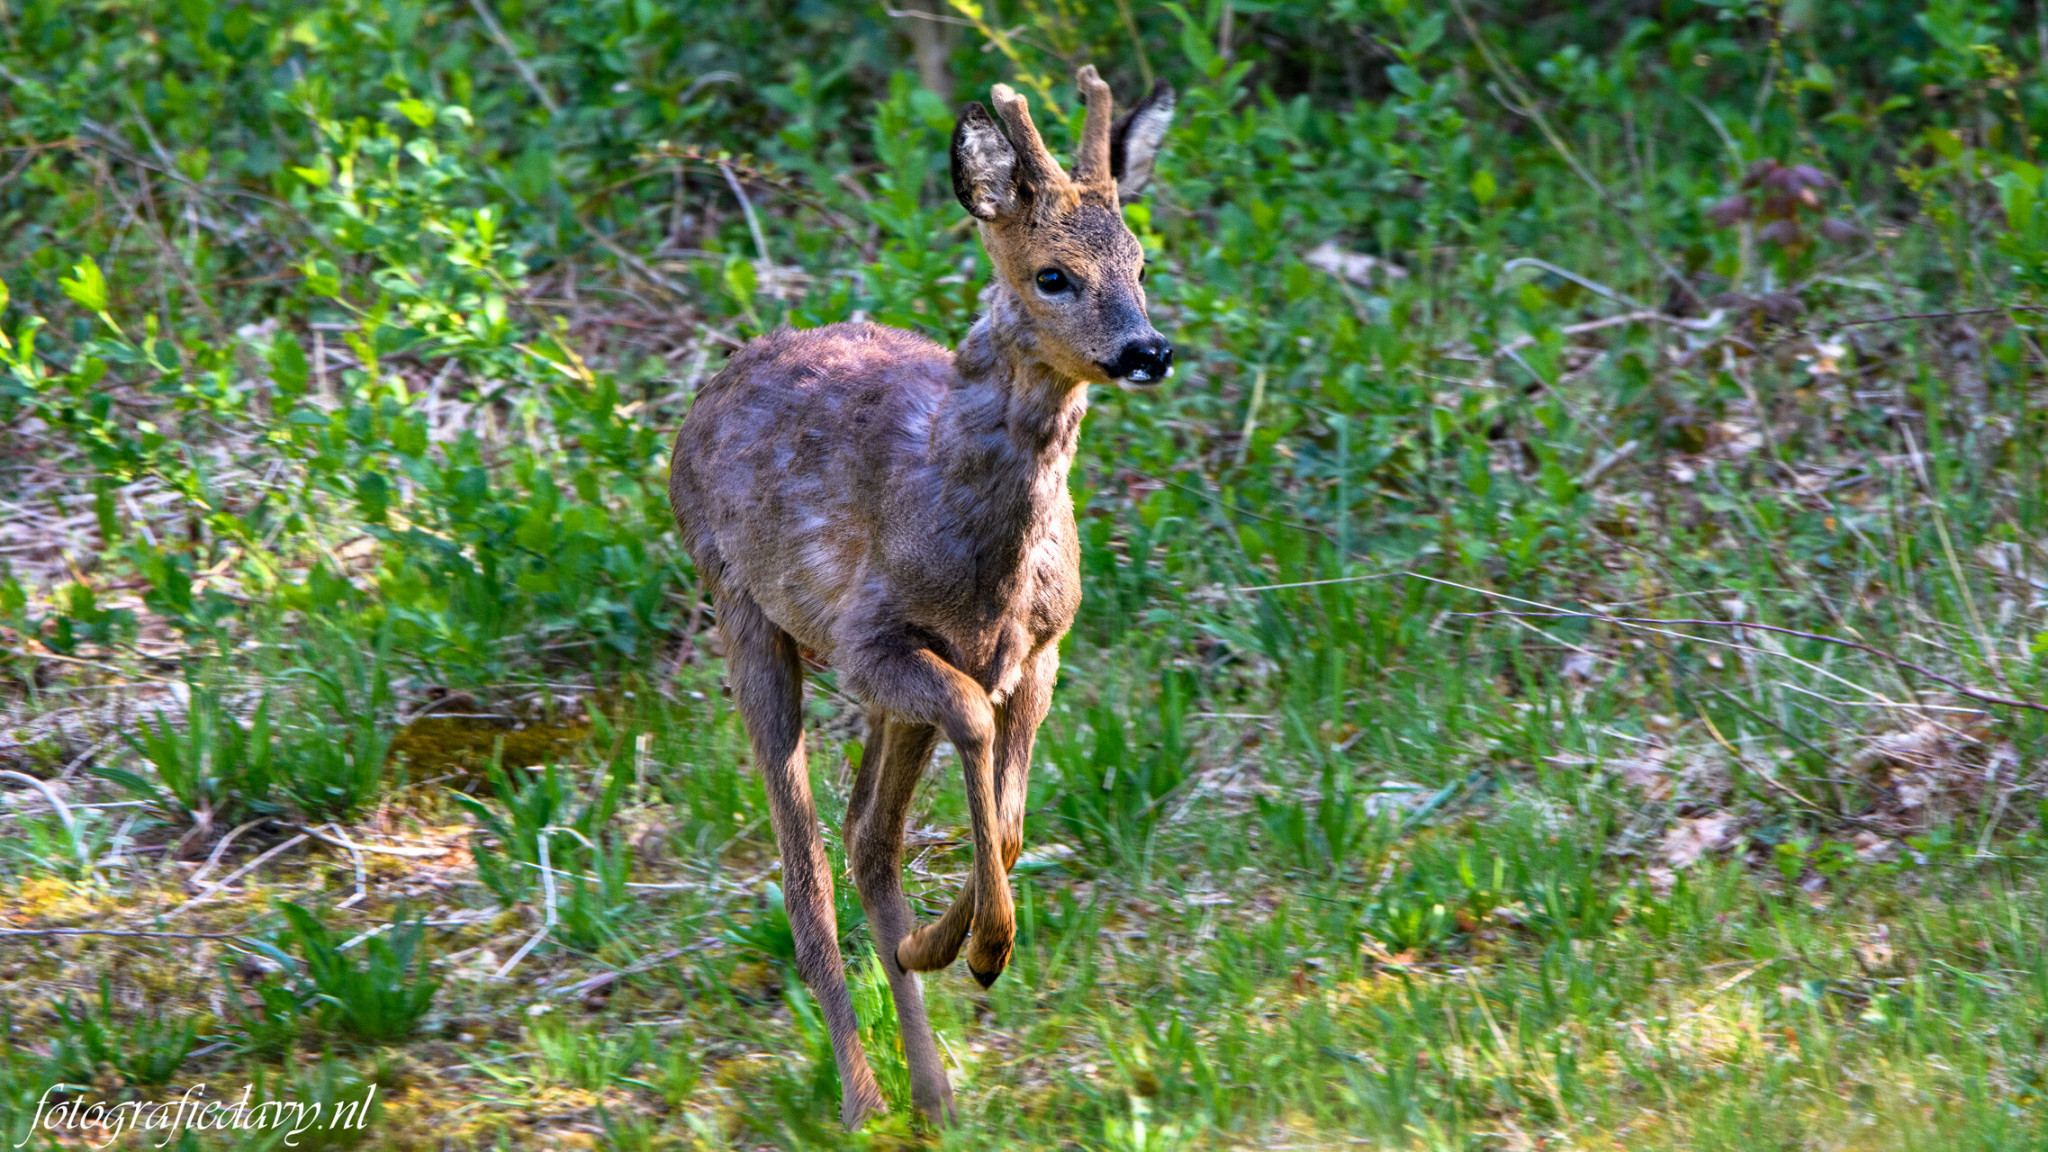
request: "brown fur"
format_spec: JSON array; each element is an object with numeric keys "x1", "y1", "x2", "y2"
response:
[{"x1": 668, "y1": 67, "x2": 1173, "y2": 1128}]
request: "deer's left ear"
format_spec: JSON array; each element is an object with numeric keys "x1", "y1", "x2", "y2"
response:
[
  {"x1": 952, "y1": 102, "x2": 1021, "y2": 221},
  {"x1": 1109, "y1": 81, "x2": 1175, "y2": 199}
]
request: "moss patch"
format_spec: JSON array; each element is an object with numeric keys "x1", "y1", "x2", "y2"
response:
[{"x1": 387, "y1": 718, "x2": 591, "y2": 779}]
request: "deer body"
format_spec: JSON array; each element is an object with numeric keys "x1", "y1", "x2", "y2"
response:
[
  {"x1": 675, "y1": 319, "x2": 1082, "y2": 701},
  {"x1": 669, "y1": 68, "x2": 1173, "y2": 1128}
]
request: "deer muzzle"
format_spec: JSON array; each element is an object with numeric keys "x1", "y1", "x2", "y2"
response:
[{"x1": 1102, "y1": 335, "x2": 1173, "y2": 384}]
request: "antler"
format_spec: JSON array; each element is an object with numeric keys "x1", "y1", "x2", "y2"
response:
[
  {"x1": 1069, "y1": 66, "x2": 1116, "y2": 193},
  {"x1": 988, "y1": 83, "x2": 1068, "y2": 193}
]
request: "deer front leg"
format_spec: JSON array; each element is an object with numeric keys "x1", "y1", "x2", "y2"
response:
[
  {"x1": 844, "y1": 710, "x2": 955, "y2": 1123},
  {"x1": 896, "y1": 647, "x2": 1053, "y2": 981},
  {"x1": 839, "y1": 635, "x2": 1010, "y2": 986},
  {"x1": 722, "y1": 593, "x2": 885, "y2": 1130}
]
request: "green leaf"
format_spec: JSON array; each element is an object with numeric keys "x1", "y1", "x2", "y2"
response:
[
  {"x1": 92, "y1": 766, "x2": 167, "y2": 809},
  {"x1": 60, "y1": 257, "x2": 109, "y2": 314},
  {"x1": 394, "y1": 98, "x2": 435, "y2": 128},
  {"x1": 290, "y1": 153, "x2": 331, "y2": 187},
  {"x1": 722, "y1": 257, "x2": 757, "y2": 307},
  {"x1": 268, "y1": 332, "x2": 310, "y2": 396},
  {"x1": 1407, "y1": 10, "x2": 1446, "y2": 57},
  {"x1": 355, "y1": 471, "x2": 390, "y2": 524},
  {"x1": 1470, "y1": 168, "x2": 1497, "y2": 206},
  {"x1": 94, "y1": 481, "x2": 119, "y2": 544},
  {"x1": 302, "y1": 258, "x2": 340, "y2": 298}
]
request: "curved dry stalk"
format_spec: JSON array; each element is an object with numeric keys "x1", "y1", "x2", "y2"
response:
[
  {"x1": 0, "y1": 769, "x2": 92, "y2": 874},
  {"x1": 188, "y1": 818, "x2": 268, "y2": 889}
]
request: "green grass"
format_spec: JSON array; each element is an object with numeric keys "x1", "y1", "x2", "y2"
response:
[{"x1": 3, "y1": 0, "x2": 2048, "y2": 1148}]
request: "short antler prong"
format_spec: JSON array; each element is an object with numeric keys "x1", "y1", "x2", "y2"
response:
[
  {"x1": 1071, "y1": 65, "x2": 1115, "y2": 191},
  {"x1": 989, "y1": 83, "x2": 1067, "y2": 193}
]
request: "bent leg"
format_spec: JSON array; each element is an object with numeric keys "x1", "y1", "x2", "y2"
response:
[
  {"x1": 839, "y1": 634, "x2": 1009, "y2": 986},
  {"x1": 895, "y1": 647, "x2": 1055, "y2": 982},
  {"x1": 845, "y1": 710, "x2": 954, "y2": 1122},
  {"x1": 723, "y1": 592, "x2": 883, "y2": 1129}
]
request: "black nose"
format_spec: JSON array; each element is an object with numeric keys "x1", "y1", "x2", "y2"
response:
[{"x1": 1103, "y1": 337, "x2": 1174, "y2": 383}]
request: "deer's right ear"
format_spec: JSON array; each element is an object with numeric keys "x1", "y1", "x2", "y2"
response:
[
  {"x1": 952, "y1": 102, "x2": 1020, "y2": 221},
  {"x1": 1109, "y1": 81, "x2": 1175, "y2": 199}
]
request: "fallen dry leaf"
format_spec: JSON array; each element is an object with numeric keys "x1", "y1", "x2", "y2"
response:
[
  {"x1": 1612, "y1": 746, "x2": 1673, "y2": 800},
  {"x1": 1856, "y1": 924, "x2": 1894, "y2": 970},
  {"x1": 1660, "y1": 811, "x2": 1739, "y2": 870},
  {"x1": 1303, "y1": 241, "x2": 1409, "y2": 287}
]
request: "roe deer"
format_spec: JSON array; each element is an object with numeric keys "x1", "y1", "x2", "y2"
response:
[{"x1": 668, "y1": 66, "x2": 1174, "y2": 1127}]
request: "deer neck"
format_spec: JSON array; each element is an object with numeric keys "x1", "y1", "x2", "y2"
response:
[{"x1": 936, "y1": 285, "x2": 1088, "y2": 551}]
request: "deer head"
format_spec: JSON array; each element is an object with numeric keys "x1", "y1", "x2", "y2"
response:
[{"x1": 951, "y1": 67, "x2": 1176, "y2": 385}]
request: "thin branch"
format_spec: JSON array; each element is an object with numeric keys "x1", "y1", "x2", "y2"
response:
[
  {"x1": 883, "y1": 5, "x2": 982, "y2": 29},
  {"x1": 513, "y1": 858, "x2": 704, "y2": 891},
  {"x1": 2, "y1": 645, "x2": 179, "y2": 684},
  {"x1": 188, "y1": 818, "x2": 268, "y2": 890},
  {"x1": 1236, "y1": 573, "x2": 1400, "y2": 593},
  {"x1": 331, "y1": 823, "x2": 370, "y2": 910},
  {"x1": 1474, "y1": 610, "x2": 2046, "y2": 715},
  {"x1": 297, "y1": 823, "x2": 451, "y2": 858},
  {"x1": 546, "y1": 947, "x2": 687, "y2": 998},
  {"x1": 468, "y1": 0, "x2": 558, "y2": 115},
  {"x1": 165, "y1": 833, "x2": 310, "y2": 918},
  {"x1": 1445, "y1": 309, "x2": 1726, "y2": 367},
  {"x1": 1239, "y1": 571, "x2": 2036, "y2": 715},
  {"x1": 576, "y1": 214, "x2": 690, "y2": 299},
  {"x1": 1755, "y1": 305, "x2": 2048, "y2": 356},
  {"x1": 1453, "y1": 0, "x2": 1705, "y2": 310},
  {"x1": 1500, "y1": 257, "x2": 1650, "y2": 311},
  {"x1": 1822, "y1": 305, "x2": 2048, "y2": 330},
  {"x1": 719, "y1": 162, "x2": 772, "y2": 266},
  {"x1": 0, "y1": 927, "x2": 250, "y2": 940},
  {"x1": 1681, "y1": 686, "x2": 1829, "y2": 814}
]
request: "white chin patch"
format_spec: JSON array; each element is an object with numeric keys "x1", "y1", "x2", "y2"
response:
[
  {"x1": 1164, "y1": 365, "x2": 1174, "y2": 378},
  {"x1": 1127, "y1": 369, "x2": 1152, "y2": 382}
]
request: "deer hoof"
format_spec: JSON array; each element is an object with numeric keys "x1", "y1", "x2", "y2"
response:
[
  {"x1": 914, "y1": 1089, "x2": 959, "y2": 1127},
  {"x1": 964, "y1": 935, "x2": 1011, "y2": 987},
  {"x1": 840, "y1": 1083, "x2": 887, "y2": 1130}
]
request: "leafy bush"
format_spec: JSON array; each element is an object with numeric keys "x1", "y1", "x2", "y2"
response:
[
  {"x1": 719, "y1": 881, "x2": 797, "y2": 970},
  {"x1": 529, "y1": 1016, "x2": 652, "y2": 1092},
  {"x1": 240, "y1": 1051, "x2": 384, "y2": 1151},
  {"x1": 272, "y1": 619, "x2": 398, "y2": 823},
  {"x1": 101, "y1": 686, "x2": 278, "y2": 832},
  {"x1": 452, "y1": 758, "x2": 620, "y2": 908},
  {"x1": 45, "y1": 978, "x2": 199, "y2": 1091},
  {"x1": 265, "y1": 902, "x2": 440, "y2": 1044},
  {"x1": 553, "y1": 832, "x2": 638, "y2": 954},
  {"x1": 217, "y1": 957, "x2": 309, "y2": 1059},
  {"x1": 1047, "y1": 668, "x2": 1195, "y2": 868}
]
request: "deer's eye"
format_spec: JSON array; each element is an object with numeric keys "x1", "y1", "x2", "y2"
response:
[
  {"x1": 1138, "y1": 264, "x2": 1148, "y2": 284},
  {"x1": 1034, "y1": 268, "x2": 1072, "y2": 294}
]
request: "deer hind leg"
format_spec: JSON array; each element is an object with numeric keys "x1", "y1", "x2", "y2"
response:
[
  {"x1": 897, "y1": 648, "x2": 1053, "y2": 982},
  {"x1": 721, "y1": 591, "x2": 885, "y2": 1130},
  {"x1": 845, "y1": 710, "x2": 955, "y2": 1123},
  {"x1": 839, "y1": 636, "x2": 1009, "y2": 987}
]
